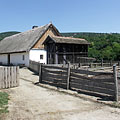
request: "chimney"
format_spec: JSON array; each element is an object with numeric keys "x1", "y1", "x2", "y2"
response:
[{"x1": 32, "y1": 26, "x2": 38, "y2": 29}]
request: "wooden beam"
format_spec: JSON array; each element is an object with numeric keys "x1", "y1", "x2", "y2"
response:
[{"x1": 67, "y1": 62, "x2": 70, "y2": 90}]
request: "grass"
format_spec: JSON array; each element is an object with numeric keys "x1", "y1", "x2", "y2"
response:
[{"x1": 0, "y1": 92, "x2": 9, "y2": 114}]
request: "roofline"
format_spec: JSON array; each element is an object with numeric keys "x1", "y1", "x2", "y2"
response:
[
  {"x1": 30, "y1": 23, "x2": 60, "y2": 50},
  {"x1": 0, "y1": 51, "x2": 28, "y2": 55},
  {"x1": 43, "y1": 35, "x2": 90, "y2": 45}
]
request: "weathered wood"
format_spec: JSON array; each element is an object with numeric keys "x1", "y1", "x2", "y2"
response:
[
  {"x1": 42, "y1": 72, "x2": 67, "y2": 80},
  {"x1": 42, "y1": 73, "x2": 67, "y2": 82},
  {"x1": 0, "y1": 66, "x2": 19, "y2": 89},
  {"x1": 42, "y1": 68, "x2": 67, "y2": 75},
  {"x1": 71, "y1": 68, "x2": 112, "y2": 76},
  {"x1": 70, "y1": 83, "x2": 115, "y2": 96},
  {"x1": 5, "y1": 67, "x2": 7, "y2": 88},
  {"x1": 113, "y1": 65, "x2": 118, "y2": 101},
  {"x1": 7, "y1": 67, "x2": 10, "y2": 88},
  {"x1": 42, "y1": 65, "x2": 68, "y2": 71},
  {"x1": 39, "y1": 64, "x2": 42, "y2": 83},
  {"x1": 70, "y1": 79, "x2": 115, "y2": 90},
  {"x1": 101, "y1": 59, "x2": 103, "y2": 67},
  {"x1": 14, "y1": 66, "x2": 17, "y2": 86},
  {"x1": 55, "y1": 53, "x2": 58, "y2": 64},
  {"x1": 16, "y1": 66, "x2": 19, "y2": 86},
  {"x1": 71, "y1": 73, "x2": 114, "y2": 83},
  {"x1": 67, "y1": 62, "x2": 70, "y2": 90},
  {"x1": 2, "y1": 67, "x2": 4, "y2": 88},
  {"x1": 42, "y1": 77, "x2": 67, "y2": 84}
]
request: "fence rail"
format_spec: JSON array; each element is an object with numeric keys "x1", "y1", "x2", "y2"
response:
[{"x1": 0, "y1": 66, "x2": 19, "y2": 89}]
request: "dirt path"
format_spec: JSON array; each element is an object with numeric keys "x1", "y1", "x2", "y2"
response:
[{"x1": 1, "y1": 68, "x2": 120, "y2": 120}]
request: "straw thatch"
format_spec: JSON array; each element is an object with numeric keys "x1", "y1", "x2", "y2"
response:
[
  {"x1": 0, "y1": 23, "x2": 57, "y2": 54},
  {"x1": 43, "y1": 36, "x2": 90, "y2": 45}
]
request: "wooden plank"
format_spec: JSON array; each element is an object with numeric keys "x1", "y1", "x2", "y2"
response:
[
  {"x1": 4, "y1": 67, "x2": 7, "y2": 88},
  {"x1": 42, "y1": 72, "x2": 67, "y2": 80},
  {"x1": 42, "y1": 68, "x2": 67, "y2": 75},
  {"x1": 42, "y1": 65, "x2": 68, "y2": 71},
  {"x1": 71, "y1": 68, "x2": 113, "y2": 76},
  {"x1": 70, "y1": 78, "x2": 115, "y2": 90},
  {"x1": 2, "y1": 67, "x2": 4, "y2": 89},
  {"x1": 14, "y1": 67, "x2": 16, "y2": 87},
  {"x1": 70, "y1": 83, "x2": 115, "y2": 96},
  {"x1": 16, "y1": 66, "x2": 19, "y2": 86},
  {"x1": 11, "y1": 67, "x2": 14, "y2": 87},
  {"x1": 70, "y1": 73, "x2": 114, "y2": 83},
  {"x1": 7, "y1": 67, "x2": 10, "y2": 88},
  {"x1": 42, "y1": 76, "x2": 67, "y2": 83},
  {"x1": 42, "y1": 74, "x2": 67, "y2": 82},
  {"x1": 42, "y1": 78, "x2": 67, "y2": 84}
]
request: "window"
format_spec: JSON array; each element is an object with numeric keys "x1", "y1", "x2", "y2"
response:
[
  {"x1": 40, "y1": 55, "x2": 43, "y2": 60},
  {"x1": 22, "y1": 55, "x2": 25, "y2": 60}
]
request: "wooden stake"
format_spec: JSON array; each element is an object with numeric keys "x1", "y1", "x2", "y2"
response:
[
  {"x1": 39, "y1": 64, "x2": 42, "y2": 83},
  {"x1": 113, "y1": 64, "x2": 118, "y2": 102},
  {"x1": 67, "y1": 62, "x2": 70, "y2": 90}
]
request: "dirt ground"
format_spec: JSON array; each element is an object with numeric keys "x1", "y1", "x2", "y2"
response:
[{"x1": 1, "y1": 68, "x2": 120, "y2": 120}]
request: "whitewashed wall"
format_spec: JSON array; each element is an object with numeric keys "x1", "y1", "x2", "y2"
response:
[
  {"x1": 0, "y1": 54, "x2": 8, "y2": 65},
  {"x1": 29, "y1": 49, "x2": 47, "y2": 64},
  {"x1": 10, "y1": 52, "x2": 29, "y2": 67}
]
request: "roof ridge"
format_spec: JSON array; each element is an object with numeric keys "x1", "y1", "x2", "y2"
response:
[
  {"x1": 52, "y1": 35, "x2": 85, "y2": 40},
  {"x1": 3, "y1": 23, "x2": 51, "y2": 40}
]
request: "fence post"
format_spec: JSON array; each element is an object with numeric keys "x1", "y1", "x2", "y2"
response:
[
  {"x1": 39, "y1": 64, "x2": 42, "y2": 83},
  {"x1": 110, "y1": 60, "x2": 112, "y2": 66},
  {"x1": 118, "y1": 61, "x2": 120, "y2": 67},
  {"x1": 67, "y1": 62, "x2": 70, "y2": 90},
  {"x1": 101, "y1": 59, "x2": 103, "y2": 67},
  {"x1": 113, "y1": 64, "x2": 118, "y2": 102}
]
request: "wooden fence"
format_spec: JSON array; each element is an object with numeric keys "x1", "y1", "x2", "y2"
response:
[
  {"x1": 0, "y1": 66, "x2": 19, "y2": 89},
  {"x1": 29, "y1": 60, "x2": 120, "y2": 101}
]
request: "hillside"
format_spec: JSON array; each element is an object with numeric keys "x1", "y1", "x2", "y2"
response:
[
  {"x1": 0, "y1": 31, "x2": 20, "y2": 41},
  {"x1": 61, "y1": 32, "x2": 120, "y2": 61}
]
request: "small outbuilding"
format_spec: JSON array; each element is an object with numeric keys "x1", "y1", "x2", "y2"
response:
[{"x1": 43, "y1": 36, "x2": 90, "y2": 64}]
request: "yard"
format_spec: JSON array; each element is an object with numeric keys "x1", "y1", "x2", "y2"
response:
[{"x1": 0, "y1": 68, "x2": 120, "y2": 120}]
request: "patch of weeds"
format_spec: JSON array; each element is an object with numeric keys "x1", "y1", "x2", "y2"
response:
[
  {"x1": 0, "y1": 92, "x2": 9, "y2": 114},
  {"x1": 111, "y1": 102, "x2": 120, "y2": 108}
]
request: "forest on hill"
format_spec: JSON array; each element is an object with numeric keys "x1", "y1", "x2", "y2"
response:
[
  {"x1": 62, "y1": 33, "x2": 120, "y2": 61},
  {"x1": 0, "y1": 32, "x2": 19, "y2": 41}
]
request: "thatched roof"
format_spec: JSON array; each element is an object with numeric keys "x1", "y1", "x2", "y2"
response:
[
  {"x1": 43, "y1": 36, "x2": 90, "y2": 45},
  {"x1": 0, "y1": 23, "x2": 59, "y2": 54}
]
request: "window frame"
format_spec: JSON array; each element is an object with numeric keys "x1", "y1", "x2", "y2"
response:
[{"x1": 40, "y1": 55, "x2": 43, "y2": 60}]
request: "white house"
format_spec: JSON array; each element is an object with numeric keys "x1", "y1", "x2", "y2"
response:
[{"x1": 0, "y1": 23, "x2": 60, "y2": 67}]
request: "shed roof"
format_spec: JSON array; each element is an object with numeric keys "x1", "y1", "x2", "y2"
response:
[
  {"x1": 0, "y1": 23, "x2": 59, "y2": 54},
  {"x1": 43, "y1": 36, "x2": 90, "y2": 45}
]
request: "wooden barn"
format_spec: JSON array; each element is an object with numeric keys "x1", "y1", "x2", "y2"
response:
[
  {"x1": 43, "y1": 36, "x2": 90, "y2": 64},
  {"x1": 0, "y1": 23, "x2": 90, "y2": 66}
]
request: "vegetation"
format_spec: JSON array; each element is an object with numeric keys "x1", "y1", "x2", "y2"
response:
[
  {"x1": 0, "y1": 32, "x2": 20, "y2": 41},
  {"x1": 0, "y1": 92, "x2": 9, "y2": 114},
  {"x1": 62, "y1": 33, "x2": 120, "y2": 61}
]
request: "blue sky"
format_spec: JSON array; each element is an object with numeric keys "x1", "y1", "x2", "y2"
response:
[{"x1": 0, "y1": 0, "x2": 120, "y2": 33}]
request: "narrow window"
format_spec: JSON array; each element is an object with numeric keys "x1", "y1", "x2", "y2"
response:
[
  {"x1": 40, "y1": 55, "x2": 43, "y2": 60},
  {"x1": 22, "y1": 55, "x2": 25, "y2": 60}
]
